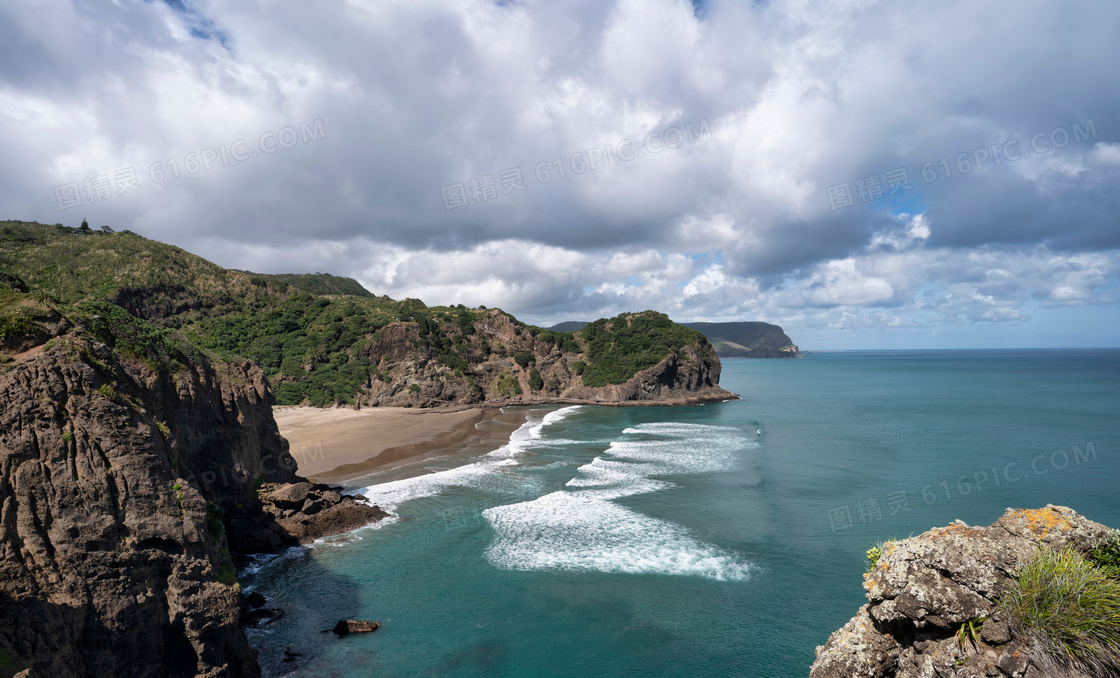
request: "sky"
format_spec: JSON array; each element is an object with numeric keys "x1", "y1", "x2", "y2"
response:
[{"x1": 2, "y1": 0, "x2": 1118, "y2": 350}]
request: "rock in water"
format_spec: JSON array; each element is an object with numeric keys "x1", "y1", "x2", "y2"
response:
[{"x1": 328, "y1": 620, "x2": 381, "y2": 636}]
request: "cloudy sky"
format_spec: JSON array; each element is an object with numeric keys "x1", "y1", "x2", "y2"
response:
[{"x1": 3, "y1": 0, "x2": 1118, "y2": 349}]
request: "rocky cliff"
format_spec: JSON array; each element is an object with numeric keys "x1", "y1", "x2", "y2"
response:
[
  {"x1": 0, "y1": 288, "x2": 385, "y2": 677},
  {"x1": 361, "y1": 309, "x2": 735, "y2": 408},
  {"x1": 811, "y1": 506, "x2": 1119, "y2": 678}
]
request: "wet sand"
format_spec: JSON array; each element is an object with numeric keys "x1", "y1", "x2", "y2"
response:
[{"x1": 274, "y1": 406, "x2": 516, "y2": 483}]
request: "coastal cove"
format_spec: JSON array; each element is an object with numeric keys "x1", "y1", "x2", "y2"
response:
[{"x1": 243, "y1": 349, "x2": 1120, "y2": 677}]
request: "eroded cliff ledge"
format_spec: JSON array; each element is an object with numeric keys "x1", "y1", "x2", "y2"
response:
[{"x1": 811, "y1": 506, "x2": 1118, "y2": 678}]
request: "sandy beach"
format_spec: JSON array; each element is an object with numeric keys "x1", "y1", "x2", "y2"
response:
[{"x1": 274, "y1": 406, "x2": 513, "y2": 483}]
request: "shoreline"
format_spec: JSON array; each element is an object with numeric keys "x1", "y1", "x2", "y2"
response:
[
  {"x1": 276, "y1": 405, "x2": 547, "y2": 485},
  {"x1": 274, "y1": 393, "x2": 737, "y2": 485},
  {"x1": 275, "y1": 405, "x2": 510, "y2": 483}
]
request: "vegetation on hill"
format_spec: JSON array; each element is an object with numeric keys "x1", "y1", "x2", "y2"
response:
[
  {"x1": 0, "y1": 220, "x2": 722, "y2": 407},
  {"x1": 548, "y1": 320, "x2": 588, "y2": 333},
  {"x1": 552, "y1": 318, "x2": 799, "y2": 359},
  {"x1": 580, "y1": 312, "x2": 702, "y2": 387},
  {"x1": 681, "y1": 321, "x2": 799, "y2": 358},
  {"x1": 241, "y1": 272, "x2": 374, "y2": 297}
]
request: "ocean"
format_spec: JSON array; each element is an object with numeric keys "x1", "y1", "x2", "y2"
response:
[{"x1": 242, "y1": 350, "x2": 1120, "y2": 677}]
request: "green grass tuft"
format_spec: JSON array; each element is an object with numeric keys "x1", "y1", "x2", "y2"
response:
[{"x1": 999, "y1": 546, "x2": 1120, "y2": 675}]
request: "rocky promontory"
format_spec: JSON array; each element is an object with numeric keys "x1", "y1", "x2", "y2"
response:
[
  {"x1": 0, "y1": 290, "x2": 386, "y2": 677},
  {"x1": 811, "y1": 506, "x2": 1119, "y2": 678}
]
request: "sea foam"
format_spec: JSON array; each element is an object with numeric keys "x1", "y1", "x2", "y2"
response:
[
  {"x1": 484, "y1": 421, "x2": 757, "y2": 580},
  {"x1": 358, "y1": 405, "x2": 583, "y2": 511},
  {"x1": 484, "y1": 491, "x2": 755, "y2": 581}
]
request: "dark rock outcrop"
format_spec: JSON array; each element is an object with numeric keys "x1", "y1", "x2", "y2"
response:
[
  {"x1": 327, "y1": 619, "x2": 380, "y2": 636},
  {"x1": 252, "y1": 482, "x2": 389, "y2": 545},
  {"x1": 810, "y1": 506, "x2": 1114, "y2": 678},
  {"x1": 0, "y1": 310, "x2": 387, "y2": 677}
]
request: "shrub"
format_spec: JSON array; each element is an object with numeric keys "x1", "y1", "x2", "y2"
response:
[
  {"x1": 514, "y1": 350, "x2": 534, "y2": 369},
  {"x1": 529, "y1": 368, "x2": 543, "y2": 392},
  {"x1": 1089, "y1": 529, "x2": 1120, "y2": 576},
  {"x1": 205, "y1": 502, "x2": 225, "y2": 540},
  {"x1": 491, "y1": 372, "x2": 522, "y2": 398},
  {"x1": 559, "y1": 335, "x2": 581, "y2": 353},
  {"x1": 408, "y1": 383, "x2": 421, "y2": 393},
  {"x1": 999, "y1": 546, "x2": 1120, "y2": 675},
  {"x1": 866, "y1": 545, "x2": 882, "y2": 572},
  {"x1": 0, "y1": 313, "x2": 38, "y2": 340}
]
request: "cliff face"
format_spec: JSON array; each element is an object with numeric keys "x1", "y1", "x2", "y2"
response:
[
  {"x1": 811, "y1": 506, "x2": 1115, "y2": 678},
  {"x1": 359, "y1": 310, "x2": 735, "y2": 407},
  {"x1": 0, "y1": 300, "x2": 384, "y2": 677}
]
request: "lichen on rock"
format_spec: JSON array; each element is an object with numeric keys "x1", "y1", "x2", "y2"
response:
[{"x1": 811, "y1": 506, "x2": 1115, "y2": 678}]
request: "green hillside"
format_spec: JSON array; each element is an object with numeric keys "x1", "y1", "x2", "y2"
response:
[
  {"x1": 682, "y1": 322, "x2": 799, "y2": 358},
  {"x1": 551, "y1": 319, "x2": 800, "y2": 358},
  {"x1": 1, "y1": 221, "x2": 719, "y2": 407},
  {"x1": 240, "y1": 272, "x2": 374, "y2": 297}
]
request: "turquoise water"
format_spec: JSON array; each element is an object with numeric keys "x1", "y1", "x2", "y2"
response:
[{"x1": 244, "y1": 350, "x2": 1120, "y2": 677}]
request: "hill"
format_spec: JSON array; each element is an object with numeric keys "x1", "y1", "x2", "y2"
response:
[
  {"x1": 682, "y1": 321, "x2": 799, "y2": 358},
  {"x1": 549, "y1": 320, "x2": 589, "y2": 333},
  {"x1": 550, "y1": 319, "x2": 800, "y2": 358},
  {"x1": 0, "y1": 220, "x2": 733, "y2": 407},
  {"x1": 239, "y1": 271, "x2": 374, "y2": 297}
]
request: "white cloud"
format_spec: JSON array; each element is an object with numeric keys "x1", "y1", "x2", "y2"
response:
[{"x1": 0, "y1": 0, "x2": 1118, "y2": 346}]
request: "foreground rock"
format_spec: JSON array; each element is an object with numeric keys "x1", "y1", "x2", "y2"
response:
[
  {"x1": 0, "y1": 306, "x2": 387, "y2": 677},
  {"x1": 810, "y1": 506, "x2": 1113, "y2": 678}
]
